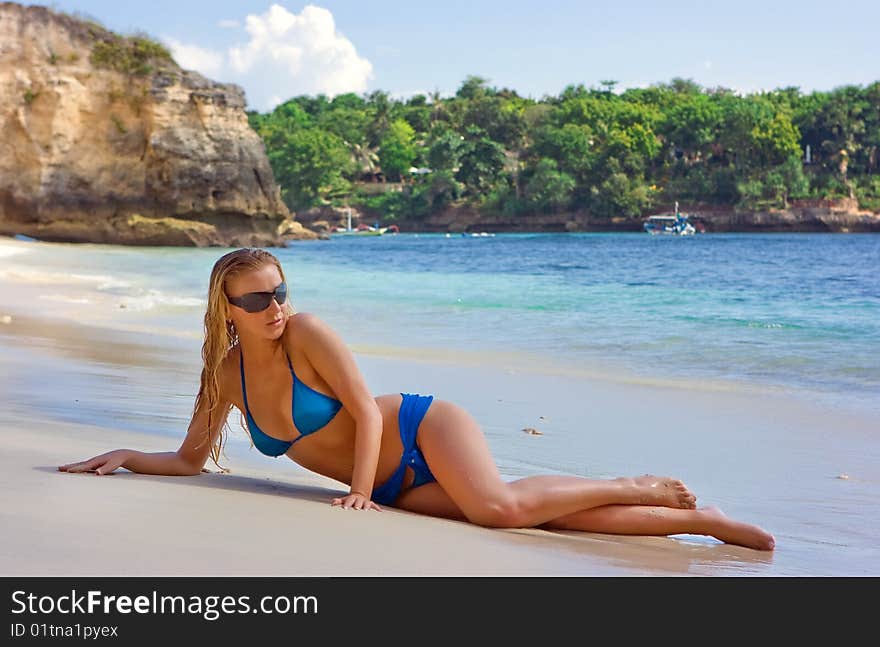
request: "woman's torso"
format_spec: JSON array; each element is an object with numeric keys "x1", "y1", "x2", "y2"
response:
[{"x1": 219, "y1": 314, "x2": 408, "y2": 487}]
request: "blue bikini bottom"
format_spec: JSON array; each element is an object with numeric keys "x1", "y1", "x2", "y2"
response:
[{"x1": 371, "y1": 393, "x2": 436, "y2": 506}]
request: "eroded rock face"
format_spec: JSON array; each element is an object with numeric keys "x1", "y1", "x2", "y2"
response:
[{"x1": 0, "y1": 2, "x2": 315, "y2": 246}]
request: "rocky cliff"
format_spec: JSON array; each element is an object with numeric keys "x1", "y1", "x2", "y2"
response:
[{"x1": 0, "y1": 2, "x2": 315, "y2": 246}]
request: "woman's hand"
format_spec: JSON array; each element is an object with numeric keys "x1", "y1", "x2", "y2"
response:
[
  {"x1": 58, "y1": 449, "x2": 133, "y2": 476},
  {"x1": 330, "y1": 491, "x2": 382, "y2": 511}
]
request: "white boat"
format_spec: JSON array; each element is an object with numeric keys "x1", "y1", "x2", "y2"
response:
[
  {"x1": 643, "y1": 202, "x2": 696, "y2": 236},
  {"x1": 332, "y1": 209, "x2": 390, "y2": 236}
]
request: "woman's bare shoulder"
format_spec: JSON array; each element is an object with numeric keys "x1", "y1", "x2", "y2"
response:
[
  {"x1": 286, "y1": 310, "x2": 321, "y2": 328},
  {"x1": 282, "y1": 311, "x2": 324, "y2": 346},
  {"x1": 282, "y1": 312, "x2": 350, "y2": 367}
]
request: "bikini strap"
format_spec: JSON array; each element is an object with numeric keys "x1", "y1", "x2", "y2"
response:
[
  {"x1": 286, "y1": 352, "x2": 300, "y2": 387},
  {"x1": 285, "y1": 352, "x2": 305, "y2": 446},
  {"x1": 239, "y1": 351, "x2": 252, "y2": 414}
]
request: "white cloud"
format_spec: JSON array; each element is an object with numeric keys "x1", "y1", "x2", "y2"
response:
[
  {"x1": 165, "y1": 4, "x2": 373, "y2": 112},
  {"x1": 217, "y1": 19, "x2": 240, "y2": 29},
  {"x1": 164, "y1": 37, "x2": 225, "y2": 78}
]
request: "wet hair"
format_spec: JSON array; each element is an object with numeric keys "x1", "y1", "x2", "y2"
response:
[{"x1": 192, "y1": 248, "x2": 295, "y2": 469}]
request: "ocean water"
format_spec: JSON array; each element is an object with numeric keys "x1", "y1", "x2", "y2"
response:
[{"x1": 5, "y1": 232, "x2": 878, "y2": 415}]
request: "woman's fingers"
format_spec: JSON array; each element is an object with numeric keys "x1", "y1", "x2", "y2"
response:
[
  {"x1": 58, "y1": 460, "x2": 92, "y2": 473},
  {"x1": 59, "y1": 455, "x2": 95, "y2": 471},
  {"x1": 59, "y1": 454, "x2": 110, "y2": 474},
  {"x1": 329, "y1": 494, "x2": 382, "y2": 511}
]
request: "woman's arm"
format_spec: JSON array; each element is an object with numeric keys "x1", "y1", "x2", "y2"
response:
[
  {"x1": 291, "y1": 313, "x2": 384, "y2": 509},
  {"x1": 59, "y1": 391, "x2": 231, "y2": 477}
]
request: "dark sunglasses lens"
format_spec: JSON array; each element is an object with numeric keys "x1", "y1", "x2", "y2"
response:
[
  {"x1": 230, "y1": 282, "x2": 287, "y2": 312},
  {"x1": 241, "y1": 293, "x2": 274, "y2": 312}
]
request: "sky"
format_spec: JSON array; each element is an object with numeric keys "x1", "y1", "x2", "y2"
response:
[{"x1": 41, "y1": 0, "x2": 880, "y2": 112}]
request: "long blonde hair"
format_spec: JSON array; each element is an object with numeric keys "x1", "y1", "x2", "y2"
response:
[{"x1": 193, "y1": 248, "x2": 296, "y2": 469}]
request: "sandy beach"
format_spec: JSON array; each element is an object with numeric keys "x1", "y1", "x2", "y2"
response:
[
  {"x1": 5, "y1": 410, "x2": 776, "y2": 577},
  {"x1": 1, "y1": 235, "x2": 878, "y2": 576}
]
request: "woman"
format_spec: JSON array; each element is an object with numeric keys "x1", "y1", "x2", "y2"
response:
[{"x1": 59, "y1": 248, "x2": 775, "y2": 551}]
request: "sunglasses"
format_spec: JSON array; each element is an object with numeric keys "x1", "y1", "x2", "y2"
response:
[{"x1": 227, "y1": 282, "x2": 288, "y2": 313}]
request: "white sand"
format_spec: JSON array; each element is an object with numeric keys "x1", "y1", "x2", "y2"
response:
[{"x1": 3, "y1": 410, "x2": 777, "y2": 576}]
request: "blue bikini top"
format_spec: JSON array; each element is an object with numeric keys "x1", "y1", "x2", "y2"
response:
[{"x1": 239, "y1": 351, "x2": 343, "y2": 457}]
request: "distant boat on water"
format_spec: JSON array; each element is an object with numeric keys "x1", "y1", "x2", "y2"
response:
[
  {"x1": 332, "y1": 209, "x2": 398, "y2": 236},
  {"x1": 643, "y1": 202, "x2": 697, "y2": 236},
  {"x1": 444, "y1": 231, "x2": 495, "y2": 238}
]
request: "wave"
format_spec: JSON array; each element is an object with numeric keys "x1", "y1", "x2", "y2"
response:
[
  {"x1": 0, "y1": 267, "x2": 131, "y2": 290},
  {"x1": 69, "y1": 273, "x2": 132, "y2": 291},
  {"x1": 118, "y1": 290, "x2": 204, "y2": 312}
]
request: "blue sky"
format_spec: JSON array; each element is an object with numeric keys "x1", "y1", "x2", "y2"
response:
[{"x1": 45, "y1": 0, "x2": 880, "y2": 111}]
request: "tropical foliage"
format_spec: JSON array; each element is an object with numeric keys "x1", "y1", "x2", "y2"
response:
[{"x1": 247, "y1": 77, "x2": 880, "y2": 217}]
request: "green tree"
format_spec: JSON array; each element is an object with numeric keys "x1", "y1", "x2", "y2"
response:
[
  {"x1": 422, "y1": 170, "x2": 463, "y2": 210},
  {"x1": 316, "y1": 93, "x2": 369, "y2": 148},
  {"x1": 427, "y1": 127, "x2": 465, "y2": 172},
  {"x1": 461, "y1": 95, "x2": 526, "y2": 148},
  {"x1": 523, "y1": 158, "x2": 576, "y2": 213},
  {"x1": 456, "y1": 75, "x2": 492, "y2": 100},
  {"x1": 267, "y1": 127, "x2": 352, "y2": 210},
  {"x1": 589, "y1": 171, "x2": 652, "y2": 218},
  {"x1": 378, "y1": 119, "x2": 417, "y2": 181},
  {"x1": 399, "y1": 94, "x2": 433, "y2": 133},
  {"x1": 455, "y1": 127, "x2": 508, "y2": 195},
  {"x1": 661, "y1": 93, "x2": 723, "y2": 162}
]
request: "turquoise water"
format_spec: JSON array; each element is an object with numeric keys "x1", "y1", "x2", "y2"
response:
[{"x1": 6, "y1": 232, "x2": 880, "y2": 415}]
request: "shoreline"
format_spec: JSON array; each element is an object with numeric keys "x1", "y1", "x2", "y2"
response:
[{"x1": 319, "y1": 199, "x2": 880, "y2": 236}]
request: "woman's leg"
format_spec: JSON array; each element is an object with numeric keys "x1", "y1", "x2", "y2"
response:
[
  {"x1": 544, "y1": 505, "x2": 775, "y2": 551},
  {"x1": 394, "y1": 485, "x2": 775, "y2": 551},
  {"x1": 412, "y1": 400, "x2": 696, "y2": 529}
]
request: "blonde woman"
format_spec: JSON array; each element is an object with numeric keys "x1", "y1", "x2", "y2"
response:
[{"x1": 59, "y1": 248, "x2": 775, "y2": 551}]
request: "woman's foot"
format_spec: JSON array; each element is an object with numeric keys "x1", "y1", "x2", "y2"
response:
[
  {"x1": 618, "y1": 475, "x2": 697, "y2": 509},
  {"x1": 700, "y1": 506, "x2": 775, "y2": 551}
]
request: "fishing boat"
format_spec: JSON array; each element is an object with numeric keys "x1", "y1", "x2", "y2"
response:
[
  {"x1": 643, "y1": 202, "x2": 696, "y2": 236},
  {"x1": 333, "y1": 209, "x2": 391, "y2": 236}
]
